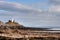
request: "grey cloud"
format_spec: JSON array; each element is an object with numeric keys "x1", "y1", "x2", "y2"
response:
[
  {"x1": 0, "y1": 1, "x2": 42, "y2": 13},
  {"x1": 0, "y1": 1, "x2": 60, "y2": 27},
  {"x1": 0, "y1": 11, "x2": 60, "y2": 27},
  {"x1": 48, "y1": 0, "x2": 60, "y2": 12},
  {"x1": 50, "y1": 0, "x2": 60, "y2": 5}
]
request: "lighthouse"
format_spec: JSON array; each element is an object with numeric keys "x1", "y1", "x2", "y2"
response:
[
  {"x1": 6, "y1": 19, "x2": 21, "y2": 26},
  {"x1": 11, "y1": 19, "x2": 15, "y2": 23},
  {"x1": 8, "y1": 18, "x2": 15, "y2": 23}
]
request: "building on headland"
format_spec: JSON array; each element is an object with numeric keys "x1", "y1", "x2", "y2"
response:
[
  {"x1": 0, "y1": 20, "x2": 60, "y2": 40},
  {"x1": 5, "y1": 19, "x2": 21, "y2": 26}
]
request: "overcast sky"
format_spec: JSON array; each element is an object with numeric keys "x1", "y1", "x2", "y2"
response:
[{"x1": 0, "y1": 0, "x2": 60, "y2": 27}]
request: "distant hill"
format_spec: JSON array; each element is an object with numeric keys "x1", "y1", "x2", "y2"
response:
[{"x1": 0, "y1": 20, "x2": 51, "y2": 40}]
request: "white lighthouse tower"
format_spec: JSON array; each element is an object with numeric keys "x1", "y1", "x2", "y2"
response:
[
  {"x1": 11, "y1": 18, "x2": 14, "y2": 22},
  {"x1": 11, "y1": 18, "x2": 15, "y2": 22}
]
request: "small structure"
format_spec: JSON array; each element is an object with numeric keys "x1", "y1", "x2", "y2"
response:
[{"x1": 5, "y1": 20, "x2": 21, "y2": 27}]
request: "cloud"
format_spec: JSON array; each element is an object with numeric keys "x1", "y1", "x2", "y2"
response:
[
  {"x1": 0, "y1": 0, "x2": 60, "y2": 27},
  {"x1": 50, "y1": 0, "x2": 60, "y2": 5},
  {"x1": 0, "y1": 1, "x2": 43, "y2": 27},
  {"x1": 49, "y1": 5, "x2": 60, "y2": 12},
  {"x1": 48, "y1": 0, "x2": 60, "y2": 12},
  {"x1": 0, "y1": 10, "x2": 60, "y2": 27},
  {"x1": 0, "y1": 1, "x2": 42, "y2": 13}
]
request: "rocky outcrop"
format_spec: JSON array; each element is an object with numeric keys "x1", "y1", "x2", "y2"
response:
[
  {"x1": 5, "y1": 20, "x2": 21, "y2": 27},
  {"x1": 0, "y1": 20, "x2": 60, "y2": 40},
  {"x1": 0, "y1": 20, "x2": 24, "y2": 27},
  {"x1": 0, "y1": 21, "x2": 5, "y2": 26}
]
